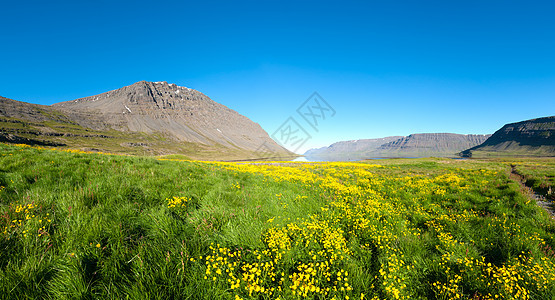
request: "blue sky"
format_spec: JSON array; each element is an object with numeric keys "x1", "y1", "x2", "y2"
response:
[{"x1": 1, "y1": 0, "x2": 554, "y2": 153}]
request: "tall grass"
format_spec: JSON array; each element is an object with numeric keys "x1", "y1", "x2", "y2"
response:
[{"x1": 1, "y1": 144, "x2": 554, "y2": 299}]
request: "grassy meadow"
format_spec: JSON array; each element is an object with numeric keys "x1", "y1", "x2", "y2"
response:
[{"x1": 1, "y1": 143, "x2": 555, "y2": 299}]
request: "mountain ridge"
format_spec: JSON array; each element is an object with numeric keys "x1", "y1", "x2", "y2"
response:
[{"x1": 375, "y1": 133, "x2": 491, "y2": 157}]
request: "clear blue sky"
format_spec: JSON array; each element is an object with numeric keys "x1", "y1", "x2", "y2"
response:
[{"x1": 2, "y1": 0, "x2": 554, "y2": 153}]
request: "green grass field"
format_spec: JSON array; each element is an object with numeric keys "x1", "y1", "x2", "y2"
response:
[{"x1": 1, "y1": 144, "x2": 555, "y2": 299}]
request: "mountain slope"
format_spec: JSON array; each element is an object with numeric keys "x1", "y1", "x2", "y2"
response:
[
  {"x1": 0, "y1": 95, "x2": 73, "y2": 123},
  {"x1": 460, "y1": 116, "x2": 555, "y2": 157},
  {"x1": 1, "y1": 82, "x2": 290, "y2": 159}
]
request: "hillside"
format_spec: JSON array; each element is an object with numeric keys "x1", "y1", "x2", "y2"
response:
[
  {"x1": 304, "y1": 133, "x2": 490, "y2": 160},
  {"x1": 460, "y1": 116, "x2": 555, "y2": 157},
  {"x1": 0, "y1": 82, "x2": 290, "y2": 159}
]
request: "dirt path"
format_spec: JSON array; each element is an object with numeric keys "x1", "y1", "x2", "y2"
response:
[{"x1": 510, "y1": 165, "x2": 555, "y2": 219}]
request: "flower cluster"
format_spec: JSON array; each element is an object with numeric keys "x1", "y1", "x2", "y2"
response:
[
  {"x1": 167, "y1": 196, "x2": 189, "y2": 209},
  {"x1": 1, "y1": 201, "x2": 51, "y2": 238}
]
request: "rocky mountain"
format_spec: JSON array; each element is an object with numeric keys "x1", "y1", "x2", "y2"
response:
[
  {"x1": 1, "y1": 81, "x2": 290, "y2": 159},
  {"x1": 304, "y1": 133, "x2": 490, "y2": 160},
  {"x1": 304, "y1": 136, "x2": 403, "y2": 160},
  {"x1": 460, "y1": 116, "x2": 555, "y2": 157}
]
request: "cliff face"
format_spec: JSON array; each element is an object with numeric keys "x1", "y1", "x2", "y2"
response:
[
  {"x1": 460, "y1": 116, "x2": 555, "y2": 157},
  {"x1": 304, "y1": 133, "x2": 490, "y2": 160},
  {"x1": 1, "y1": 81, "x2": 290, "y2": 159},
  {"x1": 375, "y1": 133, "x2": 491, "y2": 157}
]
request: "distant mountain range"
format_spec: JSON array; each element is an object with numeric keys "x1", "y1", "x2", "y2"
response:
[
  {"x1": 304, "y1": 133, "x2": 491, "y2": 160},
  {"x1": 305, "y1": 116, "x2": 555, "y2": 160},
  {"x1": 0, "y1": 81, "x2": 291, "y2": 160},
  {"x1": 460, "y1": 116, "x2": 555, "y2": 157}
]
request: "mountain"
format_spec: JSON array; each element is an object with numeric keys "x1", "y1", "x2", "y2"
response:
[
  {"x1": 304, "y1": 133, "x2": 490, "y2": 160},
  {"x1": 373, "y1": 133, "x2": 491, "y2": 157},
  {"x1": 460, "y1": 116, "x2": 555, "y2": 157},
  {"x1": 304, "y1": 136, "x2": 403, "y2": 160},
  {"x1": 1, "y1": 81, "x2": 290, "y2": 160}
]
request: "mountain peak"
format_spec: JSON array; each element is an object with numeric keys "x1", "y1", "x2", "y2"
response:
[
  {"x1": 53, "y1": 80, "x2": 210, "y2": 111},
  {"x1": 134, "y1": 80, "x2": 191, "y2": 90}
]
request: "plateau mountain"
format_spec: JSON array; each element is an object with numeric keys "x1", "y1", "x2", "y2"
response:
[{"x1": 304, "y1": 133, "x2": 491, "y2": 160}]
